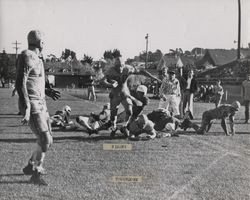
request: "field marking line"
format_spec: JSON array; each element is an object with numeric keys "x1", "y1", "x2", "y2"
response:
[
  {"x1": 168, "y1": 136, "x2": 250, "y2": 200},
  {"x1": 168, "y1": 152, "x2": 228, "y2": 200}
]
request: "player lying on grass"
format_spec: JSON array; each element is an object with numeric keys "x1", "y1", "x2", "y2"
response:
[
  {"x1": 76, "y1": 103, "x2": 111, "y2": 134},
  {"x1": 101, "y1": 51, "x2": 161, "y2": 138},
  {"x1": 146, "y1": 108, "x2": 183, "y2": 137},
  {"x1": 120, "y1": 109, "x2": 185, "y2": 140},
  {"x1": 181, "y1": 101, "x2": 241, "y2": 136},
  {"x1": 50, "y1": 105, "x2": 75, "y2": 129},
  {"x1": 120, "y1": 114, "x2": 157, "y2": 140}
]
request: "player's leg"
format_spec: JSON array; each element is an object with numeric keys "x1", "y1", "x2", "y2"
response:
[
  {"x1": 169, "y1": 95, "x2": 180, "y2": 117},
  {"x1": 188, "y1": 93, "x2": 194, "y2": 119},
  {"x1": 76, "y1": 116, "x2": 93, "y2": 130},
  {"x1": 110, "y1": 95, "x2": 121, "y2": 136},
  {"x1": 197, "y1": 113, "x2": 209, "y2": 134},
  {"x1": 121, "y1": 97, "x2": 133, "y2": 127},
  {"x1": 87, "y1": 87, "x2": 91, "y2": 100},
  {"x1": 26, "y1": 111, "x2": 52, "y2": 185},
  {"x1": 206, "y1": 121, "x2": 213, "y2": 132},
  {"x1": 182, "y1": 91, "x2": 188, "y2": 115},
  {"x1": 34, "y1": 112, "x2": 52, "y2": 166},
  {"x1": 92, "y1": 86, "x2": 96, "y2": 101},
  {"x1": 117, "y1": 110, "x2": 126, "y2": 123}
]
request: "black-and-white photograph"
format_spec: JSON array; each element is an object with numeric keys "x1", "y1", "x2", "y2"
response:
[{"x1": 0, "y1": 0, "x2": 250, "y2": 199}]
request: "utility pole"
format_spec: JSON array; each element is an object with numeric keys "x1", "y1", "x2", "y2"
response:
[
  {"x1": 12, "y1": 40, "x2": 21, "y2": 59},
  {"x1": 237, "y1": 0, "x2": 241, "y2": 60},
  {"x1": 145, "y1": 33, "x2": 149, "y2": 68}
]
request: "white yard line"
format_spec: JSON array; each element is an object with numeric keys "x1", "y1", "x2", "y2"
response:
[
  {"x1": 168, "y1": 136, "x2": 250, "y2": 200},
  {"x1": 168, "y1": 152, "x2": 228, "y2": 200}
]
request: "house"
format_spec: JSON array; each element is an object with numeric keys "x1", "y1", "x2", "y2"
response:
[
  {"x1": 157, "y1": 54, "x2": 196, "y2": 75},
  {"x1": 44, "y1": 60, "x2": 95, "y2": 88},
  {"x1": 196, "y1": 48, "x2": 250, "y2": 70},
  {"x1": 190, "y1": 47, "x2": 205, "y2": 58},
  {"x1": 197, "y1": 58, "x2": 250, "y2": 79}
]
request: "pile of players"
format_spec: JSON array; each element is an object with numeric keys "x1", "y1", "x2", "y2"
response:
[{"x1": 51, "y1": 52, "x2": 241, "y2": 139}]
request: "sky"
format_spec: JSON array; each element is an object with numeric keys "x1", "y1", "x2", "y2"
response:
[{"x1": 0, "y1": 0, "x2": 250, "y2": 60}]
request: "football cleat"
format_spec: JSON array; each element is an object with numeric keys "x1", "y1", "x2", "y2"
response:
[
  {"x1": 29, "y1": 170, "x2": 48, "y2": 186},
  {"x1": 120, "y1": 126, "x2": 130, "y2": 138},
  {"x1": 110, "y1": 129, "x2": 117, "y2": 138},
  {"x1": 23, "y1": 162, "x2": 34, "y2": 175},
  {"x1": 23, "y1": 162, "x2": 47, "y2": 175},
  {"x1": 180, "y1": 118, "x2": 193, "y2": 131}
]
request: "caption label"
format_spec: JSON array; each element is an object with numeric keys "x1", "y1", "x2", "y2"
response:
[{"x1": 103, "y1": 144, "x2": 132, "y2": 150}]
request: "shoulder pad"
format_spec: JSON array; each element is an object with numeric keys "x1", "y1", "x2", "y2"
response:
[{"x1": 21, "y1": 50, "x2": 37, "y2": 67}]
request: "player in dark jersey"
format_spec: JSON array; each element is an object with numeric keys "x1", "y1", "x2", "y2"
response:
[
  {"x1": 181, "y1": 101, "x2": 241, "y2": 136},
  {"x1": 102, "y1": 55, "x2": 160, "y2": 138}
]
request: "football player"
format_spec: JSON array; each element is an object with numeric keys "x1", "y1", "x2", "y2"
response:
[
  {"x1": 182, "y1": 101, "x2": 241, "y2": 135},
  {"x1": 102, "y1": 54, "x2": 161, "y2": 138},
  {"x1": 16, "y1": 30, "x2": 58, "y2": 185}
]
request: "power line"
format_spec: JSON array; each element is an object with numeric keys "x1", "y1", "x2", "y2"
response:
[
  {"x1": 145, "y1": 33, "x2": 149, "y2": 68},
  {"x1": 12, "y1": 40, "x2": 21, "y2": 59}
]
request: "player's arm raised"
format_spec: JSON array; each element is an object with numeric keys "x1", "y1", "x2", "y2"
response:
[
  {"x1": 100, "y1": 77, "x2": 118, "y2": 88},
  {"x1": 135, "y1": 68, "x2": 162, "y2": 83},
  {"x1": 127, "y1": 95, "x2": 143, "y2": 106}
]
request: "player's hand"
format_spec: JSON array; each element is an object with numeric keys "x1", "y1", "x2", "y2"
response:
[
  {"x1": 111, "y1": 81, "x2": 118, "y2": 88},
  {"x1": 45, "y1": 88, "x2": 61, "y2": 100},
  {"x1": 21, "y1": 113, "x2": 30, "y2": 125},
  {"x1": 11, "y1": 90, "x2": 16, "y2": 97},
  {"x1": 134, "y1": 99, "x2": 143, "y2": 107}
]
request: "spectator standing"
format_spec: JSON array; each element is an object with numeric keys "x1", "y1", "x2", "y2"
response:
[
  {"x1": 182, "y1": 70, "x2": 198, "y2": 119},
  {"x1": 87, "y1": 75, "x2": 96, "y2": 101},
  {"x1": 177, "y1": 69, "x2": 187, "y2": 118},
  {"x1": 241, "y1": 74, "x2": 250, "y2": 123},
  {"x1": 213, "y1": 80, "x2": 224, "y2": 107},
  {"x1": 158, "y1": 68, "x2": 181, "y2": 116}
]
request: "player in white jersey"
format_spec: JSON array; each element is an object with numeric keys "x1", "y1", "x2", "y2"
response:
[{"x1": 16, "y1": 30, "x2": 56, "y2": 185}]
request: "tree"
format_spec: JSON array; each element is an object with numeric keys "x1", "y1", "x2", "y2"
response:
[
  {"x1": 64, "y1": 49, "x2": 71, "y2": 59},
  {"x1": 112, "y1": 49, "x2": 121, "y2": 58},
  {"x1": 81, "y1": 54, "x2": 93, "y2": 65},
  {"x1": 103, "y1": 50, "x2": 113, "y2": 60},
  {"x1": 0, "y1": 51, "x2": 11, "y2": 87}
]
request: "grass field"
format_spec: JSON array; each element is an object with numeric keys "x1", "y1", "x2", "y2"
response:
[{"x1": 0, "y1": 88, "x2": 249, "y2": 200}]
